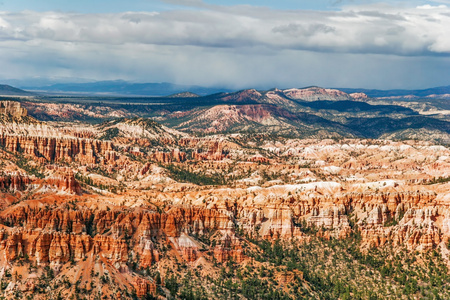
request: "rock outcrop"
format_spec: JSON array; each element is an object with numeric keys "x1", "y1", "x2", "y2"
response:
[
  {"x1": 0, "y1": 206, "x2": 237, "y2": 268},
  {"x1": 213, "y1": 233, "x2": 245, "y2": 263},
  {"x1": 283, "y1": 87, "x2": 354, "y2": 101},
  {"x1": 192, "y1": 141, "x2": 227, "y2": 161},
  {"x1": 45, "y1": 171, "x2": 82, "y2": 195},
  {"x1": 151, "y1": 149, "x2": 186, "y2": 163},
  {"x1": 0, "y1": 134, "x2": 114, "y2": 164},
  {"x1": 134, "y1": 278, "x2": 157, "y2": 298},
  {"x1": 0, "y1": 173, "x2": 31, "y2": 191},
  {"x1": 0, "y1": 101, "x2": 27, "y2": 118}
]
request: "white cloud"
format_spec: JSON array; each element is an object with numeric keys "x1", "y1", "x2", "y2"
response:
[{"x1": 417, "y1": 4, "x2": 447, "y2": 9}]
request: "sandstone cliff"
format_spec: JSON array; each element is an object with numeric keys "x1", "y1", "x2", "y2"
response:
[{"x1": 0, "y1": 101, "x2": 27, "y2": 118}]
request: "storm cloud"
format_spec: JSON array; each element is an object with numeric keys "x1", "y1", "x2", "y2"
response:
[{"x1": 0, "y1": 2, "x2": 449, "y2": 89}]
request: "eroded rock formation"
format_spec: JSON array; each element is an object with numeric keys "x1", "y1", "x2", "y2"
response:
[{"x1": 0, "y1": 134, "x2": 114, "y2": 164}]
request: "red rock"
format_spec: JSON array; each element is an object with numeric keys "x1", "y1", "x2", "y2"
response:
[
  {"x1": 213, "y1": 233, "x2": 245, "y2": 263},
  {"x1": 45, "y1": 171, "x2": 82, "y2": 195},
  {"x1": 0, "y1": 173, "x2": 31, "y2": 191},
  {"x1": 0, "y1": 134, "x2": 114, "y2": 164},
  {"x1": 192, "y1": 141, "x2": 227, "y2": 161},
  {"x1": 134, "y1": 278, "x2": 156, "y2": 298},
  {"x1": 150, "y1": 149, "x2": 186, "y2": 164}
]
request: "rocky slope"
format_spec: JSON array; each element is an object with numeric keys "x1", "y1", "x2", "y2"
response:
[
  {"x1": 0, "y1": 100, "x2": 450, "y2": 299},
  {"x1": 169, "y1": 104, "x2": 354, "y2": 138}
]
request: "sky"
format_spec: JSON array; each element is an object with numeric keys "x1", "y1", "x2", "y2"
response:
[{"x1": 0, "y1": 0, "x2": 449, "y2": 89}]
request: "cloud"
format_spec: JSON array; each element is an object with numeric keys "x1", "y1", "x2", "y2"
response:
[
  {"x1": 160, "y1": 0, "x2": 205, "y2": 6},
  {"x1": 158, "y1": 0, "x2": 215, "y2": 10},
  {"x1": 417, "y1": 4, "x2": 447, "y2": 9},
  {"x1": 0, "y1": 3, "x2": 449, "y2": 89},
  {"x1": 0, "y1": 4, "x2": 447, "y2": 56},
  {"x1": 272, "y1": 23, "x2": 336, "y2": 37}
]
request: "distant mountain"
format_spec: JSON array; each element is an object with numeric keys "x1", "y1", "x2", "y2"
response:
[
  {"x1": 23, "y1": 80, "x2": 231, "y2": 96},
  {"x1": 339, "y1": 85, "x2": 450, "y2": 98},
  {"x1": 167, "y1": 92, "x2": 200, "y2": 98},
  {"x1": 164, "y1": 103, "x2": 356, "y2": 138},
  {"x1": 196, "y1": 87, "x2": 366, "y2": 108},
  {"x1": 150, "y1": 87, "x2": 450, "y2": 143},
  {"x1": 0, "y1": 84, "x2": 35, "y2": 96},
  {"x1": 18, "y1": 78, "x2": 450, "y2": 99},
  {"x1": 16, "y1": 83, "x2": 450, "y2": 143}
]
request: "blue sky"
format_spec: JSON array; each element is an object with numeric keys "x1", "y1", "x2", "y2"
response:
[
  {"x1": 0, "y1": 0, "x2": 449, "y2": 89},
  {"x1": 0, "y1": 0, "x2": 443, "y2": 13},
  {"x1": 0, "y1": 0, "x2": 356, "y2": 12}
]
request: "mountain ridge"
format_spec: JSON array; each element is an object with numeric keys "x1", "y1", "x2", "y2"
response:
[
  {"x1": 9, "y1": 79, "x2": 450, "y2": 98},
  {"x1": 21, "y1": 80, "x2": 232, "y2": 96},
  {"x1": 2, "y1": 82, "x2": 450, "y2": 143},
  {"x1": 339, "y1": 85, "x2": 450, "y2": 98},
  {"x1": 0, "y1": 84, "x2": 35, "y2": 96}
]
